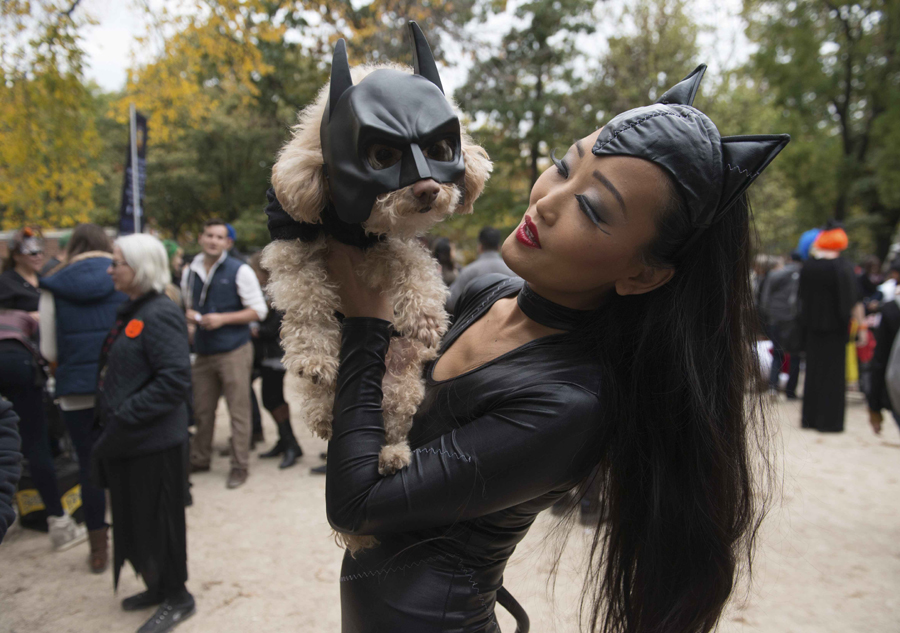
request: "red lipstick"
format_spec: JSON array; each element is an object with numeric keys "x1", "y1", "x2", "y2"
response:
[{"x1": 515, "y1": 216, "x2": 541, "y2": 248}]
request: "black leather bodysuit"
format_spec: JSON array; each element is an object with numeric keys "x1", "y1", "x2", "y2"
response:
[{"x1": 327, "y1": 276, "x2": 604, "y2": 632}]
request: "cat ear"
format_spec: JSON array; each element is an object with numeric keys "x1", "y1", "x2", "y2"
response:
[
  {"x1": 328, "y1": 39, "x2": 353, "y2": 117},
  {"x1": 408, "y1": 21, "x2": 444, "y2": 94},
  {"x1": 716, "y1": 134, "x2": 791, "y2": 217},
  {"x1": 657, "y1": 64, "x2": 707, "y2": 107}
]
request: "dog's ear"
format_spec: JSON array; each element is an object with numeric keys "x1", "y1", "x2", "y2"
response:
[
  {"x1": 271, "y1": 98, "x2": 329, "y2": 224},
  {"x1": 457, "y1": 136, "x2": 492, "y2": 215}
]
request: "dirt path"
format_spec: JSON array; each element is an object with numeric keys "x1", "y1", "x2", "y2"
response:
[{"x1": 1, "y1": 381, "x2": 898, "y2": 632}]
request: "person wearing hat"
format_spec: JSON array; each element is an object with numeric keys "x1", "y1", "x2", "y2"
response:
[
  {"x1": 267, "y1": 56, "x2": 790, "y2": 632},
  {"x1": 798, "y1": 221, "x2": 865, "y2": 432}
]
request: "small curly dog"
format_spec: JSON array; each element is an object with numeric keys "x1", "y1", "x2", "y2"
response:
[{"x1": 261, "y1": 30, "x2": 491, "y2": 550}]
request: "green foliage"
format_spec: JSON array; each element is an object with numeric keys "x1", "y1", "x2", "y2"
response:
[
  {"x1": 0, "y1": 0, "x2": 104, "y2": 229},
  {"x1": 743, "y1": 0, "x2": 900, "y2": 257}
]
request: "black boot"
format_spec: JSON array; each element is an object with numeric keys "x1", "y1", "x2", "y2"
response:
[
  {"x1": 259, "y1": 439, "x2": 286, "y2": 459},
  {"x1": 278, "y1": 421, "x2": 303, "y2": 469}
]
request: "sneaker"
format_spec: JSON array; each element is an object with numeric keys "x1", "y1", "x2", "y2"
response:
[
  {"x1": 226, "y1": 467, "x2": 248, "y2": 489},
  {"x1": 47, "y1": 513, "x2": 88, "y2": 551},
  {"x1": 122, "y1": 590, "x2": 163, "y2": 612},
  {"x1": 136, "y1": 596, "x2": 196, "y2": 633}
]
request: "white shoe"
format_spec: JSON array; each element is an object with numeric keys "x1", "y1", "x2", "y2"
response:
[{"x1": 47, "y1": 513, "x2": 88, "y2": 551}]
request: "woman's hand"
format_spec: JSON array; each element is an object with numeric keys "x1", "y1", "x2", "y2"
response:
[{"x1": 325, "y1": 239, "x2": 392, "y2": 322}]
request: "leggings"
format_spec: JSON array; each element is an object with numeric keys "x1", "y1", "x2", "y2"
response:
[
  {"x1": 260, "y1": 367, "x2": 286, "y2": 413},
  {"x1": 0, "y1": 348, "x2": 63, "y2": 517}
]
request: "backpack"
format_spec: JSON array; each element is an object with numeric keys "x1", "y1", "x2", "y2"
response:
[{"x1": 884, "y1": 299, "x2": 900, "y2": 412}]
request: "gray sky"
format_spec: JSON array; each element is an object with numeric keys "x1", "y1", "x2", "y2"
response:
[{"x1": 80, "y1": 0, "x2": 752, "y2": 96}]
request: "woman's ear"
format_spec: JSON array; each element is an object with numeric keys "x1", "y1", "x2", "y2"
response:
[
  {"x1": 457, "y1": 135, "x2": 492, "y2": 215},
  {"x1": 615, "y1": 265, "x2": 675, "y2": 296}
]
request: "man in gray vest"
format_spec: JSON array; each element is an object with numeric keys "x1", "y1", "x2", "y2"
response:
[
  {"x1": 183, "y1": 219, "x2": 268, "y2": 489},
  {"x1": 446, "y1": 227, "x2": 516, "y2": 313}
]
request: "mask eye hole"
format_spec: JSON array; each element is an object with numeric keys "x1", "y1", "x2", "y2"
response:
[
  {"x1": 366, "y1": 144, "x2": 403, "y2": 170},
  {"x1": 424, "y1": 138, "x2": 455, "y2": 162}
]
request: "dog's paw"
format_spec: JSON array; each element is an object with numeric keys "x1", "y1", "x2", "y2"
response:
[
  {"x1": 378, "y1": 442, "x2": 412, "y2": 475},
  {"x1": 412, "y1": 314, "x2": 444, "y2": 348}
]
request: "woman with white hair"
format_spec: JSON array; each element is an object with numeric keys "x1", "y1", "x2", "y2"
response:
[{"x1": 93, "y1": 234, "x2": 195, "y2": 633}]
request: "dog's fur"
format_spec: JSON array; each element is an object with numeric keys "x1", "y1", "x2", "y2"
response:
[{"x1": 261, "y1": 63, "x2": 491, "y2": 552}]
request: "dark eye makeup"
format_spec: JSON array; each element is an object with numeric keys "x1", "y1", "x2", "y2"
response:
[{"x1": 551, "y1": 147, "x2": 611, "y2": 235}]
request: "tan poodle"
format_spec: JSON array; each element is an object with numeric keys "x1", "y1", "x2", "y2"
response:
[{"x1": 261, "y1": 45, "x2": 491, "y2": 550}]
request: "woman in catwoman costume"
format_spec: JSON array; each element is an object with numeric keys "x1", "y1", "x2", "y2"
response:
[{"x1": 270, "y1": 64, "x2": 788, "y2": 633}]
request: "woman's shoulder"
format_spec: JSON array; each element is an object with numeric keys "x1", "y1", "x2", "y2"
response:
[{"x1": 453, "y1": 274, "x2": 522, "y2": 321}]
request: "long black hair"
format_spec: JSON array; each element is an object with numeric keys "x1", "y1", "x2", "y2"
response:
[{"x1": 559, "y1": 188, "x2": 774, "y2": 633}]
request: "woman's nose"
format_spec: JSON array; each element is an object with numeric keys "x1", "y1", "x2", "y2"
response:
[{"x1": 412, "y1": 179, "x2": 440, "y2": 206}]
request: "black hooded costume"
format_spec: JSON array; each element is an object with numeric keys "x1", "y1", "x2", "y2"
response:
[{"x1": 266, "y1": 54, "x2": 788, "y2": 632}]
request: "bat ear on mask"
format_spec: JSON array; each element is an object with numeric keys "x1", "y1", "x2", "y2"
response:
[
  {"x1": 408, "y1": 21, "x2": 444, "y2": 94},
  {"x1": 327, "y1": 38, "x2": 354, "y2": 118}
]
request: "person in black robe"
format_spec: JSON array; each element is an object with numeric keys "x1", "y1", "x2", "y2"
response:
[{"x1": 798, "y1": 225, "x2": 861, "y2": 432}]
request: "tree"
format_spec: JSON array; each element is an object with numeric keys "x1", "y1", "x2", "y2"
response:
[
  {"x1": 0, "y1": 0, "x2": 104, "y2": 229},
  {"x1": 744, "y1": 0, "x2": 900, "y2": 257}
]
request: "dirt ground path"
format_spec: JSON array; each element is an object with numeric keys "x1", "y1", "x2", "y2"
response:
[{"x1": 1, "y1": 380, "x2": 898, "y2": 633}]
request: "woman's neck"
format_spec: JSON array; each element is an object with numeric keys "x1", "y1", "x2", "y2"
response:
[{"x1": 14, "y1": 265, "x2": 37, "y2": 285}]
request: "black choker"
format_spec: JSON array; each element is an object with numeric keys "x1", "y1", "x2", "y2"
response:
[{"x1": 516, "y1": 283, "x2": 595, "y2": 332}]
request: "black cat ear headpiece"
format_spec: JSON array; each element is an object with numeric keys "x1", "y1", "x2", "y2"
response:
[{"x1": 592, "y1": 64, "x2": 790, "y2": 258}]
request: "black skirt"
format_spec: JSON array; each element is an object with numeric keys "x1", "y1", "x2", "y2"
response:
[
  {"x1": 802, "y1": 330, "x2": 847, "y2": 432},
  {"x1": 104, "y1": 442, "x2": 188, "y2": 595}
]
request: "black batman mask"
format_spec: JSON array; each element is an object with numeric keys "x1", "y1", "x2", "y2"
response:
[
  {"x1": 591, "y1": 65, "x2": 790, "y2": 257},
  {"x1": 320, "y1": 22, "x2": 466, "y2": 225}
]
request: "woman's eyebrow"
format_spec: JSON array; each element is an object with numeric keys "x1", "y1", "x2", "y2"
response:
[
  {"x1": 592, "y1": 170, "x2": 627, "y2": 215},
  {"x1": 575, "y1": 140, "x2": 585, "y2": 158}
]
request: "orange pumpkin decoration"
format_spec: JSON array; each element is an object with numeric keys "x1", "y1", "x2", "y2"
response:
[{"x1": 125, "y1": 319, "x2": 144, "y2": 338}]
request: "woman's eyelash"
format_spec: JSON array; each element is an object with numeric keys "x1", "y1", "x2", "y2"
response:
[
  {"x1": 576, "y1": 195, "x2": 610, "y2": 235},
  {"x1": 551, "y1": 150, "x2": 568, "y2": 177}
]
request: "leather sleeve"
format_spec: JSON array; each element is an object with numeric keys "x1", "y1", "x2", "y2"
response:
[{"x1": 325, "y1": 318, "x2": 602, "y2": 536}]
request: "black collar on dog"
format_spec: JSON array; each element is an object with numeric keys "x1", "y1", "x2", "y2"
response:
[{"x1": 264, "y1": 188, "x2": 384, "y2": 250}]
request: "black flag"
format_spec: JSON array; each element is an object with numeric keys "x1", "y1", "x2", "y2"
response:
[{"x1": 118, "y1": 111, "x2": 148, "y2": 234}]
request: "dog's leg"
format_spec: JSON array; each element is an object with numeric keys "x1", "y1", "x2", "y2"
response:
[
  {"x1": 378, "y1": 337, "x2": 427, "y2": 474},
  {"x1": 261, "y1": 237, "x2": 341, "y2": 440},
  {"x1": 365, "y1": 238, "x2": 449, "y2": 351}
]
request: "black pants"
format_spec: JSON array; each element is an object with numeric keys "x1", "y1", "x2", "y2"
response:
[
  {"x1": 105, "y1": 442, "x2": 188, "y2": 598},
  {"x1": 60, "y1": 407, "x2": 106, "y2": 530},
  {"x1": 802, "y1": 330, "x2": 847, "y2": 432},
  {"x1": 0, "y1": 348, "x2": 63, "y2": 517}
]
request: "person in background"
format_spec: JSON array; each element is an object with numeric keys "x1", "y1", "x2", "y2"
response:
[
  {"x1": 182, "y1": 219, "x2": 267, "y2": 489},
  {"x1": 162, "y1": 240, "x2": 184, "y2": 307},
  {"x1": 446, "y1": 227, "x2": 516, "y2": 313},
  {"x1": 857, "y1": 255, "x2": 882, "y2": 305},
  {"x1": 39, "y1": 223, "x2": 126, "y2": 573},
  {"x1": 0, "y1": 227, "x2": 44, "y2": 317},
  {"x1": 759, "y1": 252, "x2": 803, "y2": 398},
  {"x1": 431, "y1": 237, "x2": 459, "y2": 287},
  {"x1": 96, "y1": 234, "x2": 195, "y2": 632},
  {"x1": 798, "y1": 222, "x2": 865, "y2": 432},
  {"x1": 0, "y1": 228, "x2": 86, "y2": 550},
  {"x1": 871, "y1": 261, "x2": 900, "y2": 306},
  {"x1": 0, "y1": 397, "x2": 22, "y2": 544},
  {"x1": 249, "y1": 253, "x2": 303, "y2": 469},
  {"x1": 866, "y1": 285, "x2": 900, "y2": 435},
  {"x1": 40, "y1": 231, "x2": 71, "y2": 276}
]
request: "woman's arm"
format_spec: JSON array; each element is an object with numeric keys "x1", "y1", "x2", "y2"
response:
[
  {"x1": 114, "y1": 302, "x2": 192, "y2": 426},
  {"x1": 325, "y1": 318, "x2": 601, "y2": 535}
]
